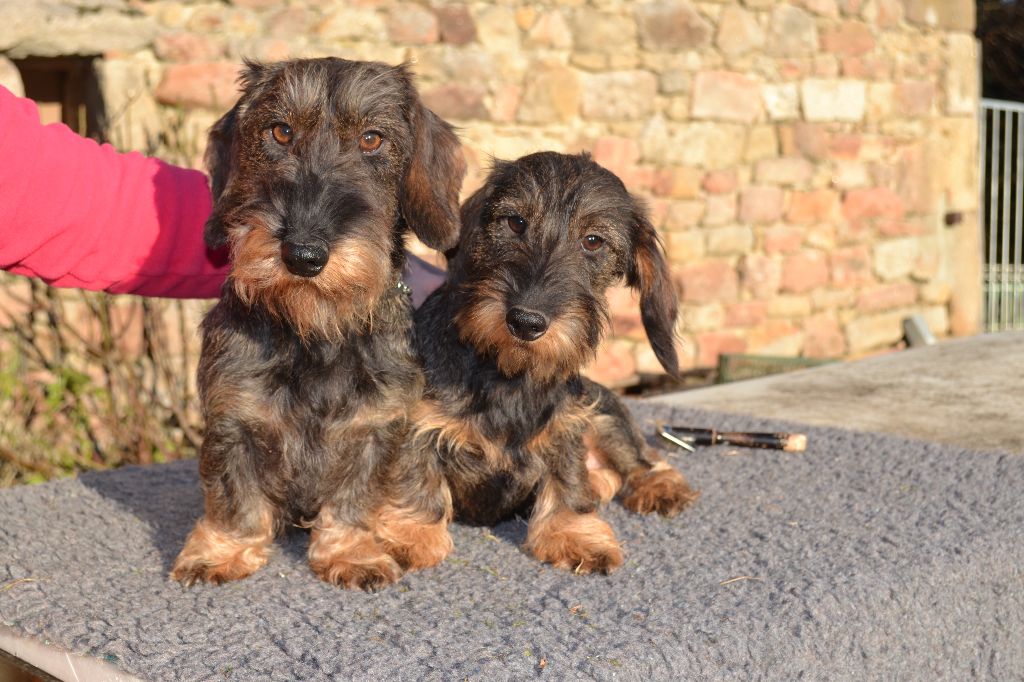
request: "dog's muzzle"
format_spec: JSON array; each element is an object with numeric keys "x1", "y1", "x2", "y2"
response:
[
  {"x1": 506, "y1": 307, "x2": 549, "y2": 341},
  {"x1": 281, "y1": 242, "x2": 328, "y2": 278}
]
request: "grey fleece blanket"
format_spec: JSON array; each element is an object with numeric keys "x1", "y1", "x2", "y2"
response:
[{"x1": 1, "y1": 402, "x2": 1022, "y2": 680}]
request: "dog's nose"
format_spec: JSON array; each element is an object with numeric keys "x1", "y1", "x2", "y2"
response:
[
  {"x1": 281, "y1": 242, "x2": 328, "y2": 277},
  {"x1": 506, "y1": 307, "x2": 549, "y2": 341}
]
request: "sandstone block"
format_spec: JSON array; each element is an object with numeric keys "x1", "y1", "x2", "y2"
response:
[
  {"x1": 474, "y1": 5, "x2": 519, "y2": 51},
  {"x1": 707, "y1": 226, "x2": 753, "y2": 255},
  {"x1": 830, "y1": 245, "x2": 874, "y2": 287},
  {"x1": 591, "y1": 136, "x2": 641, "y2": 178},
  {"x1": 387, "y1": 4, "x2": 439, "y2": 44},
  {"x1": 517, "y1": 61, "x2": 580, "y2": 123},
  {"x1": 857, "y1": 282, "x2": 918, "y2": 312},
  {"x1": 768, "y1": 5, "x2": 818, "y2": 56},
  {"x1": 744, "y1": 124, "x2": 780, "y2": 163},
  {"x1": 422, "y1": 83, "x2": 488, "y2": 121},
  {"x1": 787, "y1": 189, "x2": 839, "y2": 224},
  {"x1": 756, "y1": 157, "x2": 813, "y2": 186},
  {"x1": 435, "y1": 4, "x2": 476, "y2": 45},
  {"x1": 820, "y1": 20, "x2": 875, "y2": 56},
  {"x1": 695, "y1": 331, "x2": 747, "y2": 367},
  {"x1": 667, "y1": 230, "x2": 706, "y2": 262},
  {"x1": 581, "y1": 71, "x2": 658, "y2": 121},
  {"x1": 584, "y1": 339, "x2": 637, "y2": 388},
  {"x1": 843, "y1": 185, "x2": 903, "y2": 221},
  {"x1": 675, "y1": 260, "x2": 739, "y2": 303},
  {"x1": 804, "y1": 313, "x2": 846, "y2": 357},
  {"x1": 801, "y1": 78, "x2": 866, "y2": 122},
  {"x1": 902, "y1": 0, "x2": 974, "y2": 31},
  {"x1": 703, "y1": 194, "x2": 738, "y2": 227},
  {"x1": 692, "y1": 71, "x2": 763, "y2": 123},
  {"x1": 155, "y1": 62, "x2": 241, "y2": 110},
  {"x1": 944, "y1": 33, "x2": 978, "y2": 115},
  {"x1": 636, "y1": 1, "x2": 712, "y2": 51},
  {"x1": 641, "y1": 118, "x2": 746, "y2": 169},
  {"x1": 895, "y1": 80, "x2": 935, "y2": 117},
  {"x1": 783, "y1": 122, "x2": 830, "y2": 162},
  {"x1": 607, "y1": 285, "x2": 644, "y2": 338},
  {"x1": 747, "y1": 320, "x2": 804, "y2": 355},
  {"x1": 682, "y1": 302, "x2": 726, "y2": 332},
  {"x1": 525, "y1": 9, "x2": 571, "y2": 49},
  {"x1": 154, "y1": 32, "x2": 225, "y2": 63},
  {"x1": 571, "y1": 8, "x2": 635, "y2": 52},
  {"x1": 845, "y1": 311, "x2": 904, "y2": 353},
  {"x1": 873, "y1": 237, "x2": 920, "y2": 281},
  {"x1": 703, "y1": 169, "x2": 738, "y2": 195},
  {"x1": 767, "y1": 295, "x2": 812, "y2": 318},
  {"x1": 664, "y1": 202, "x2": 706, "y2": 231},
  {"x1": 764, "y1": 226, "x2": 805, "y2": 254},
  {"x1": 725, "y1": 301, "x2": 768, "y2": 328},
  {"x1": 739, "y1": 186, "x2": 785, "y2": 224},
  {"x1": 762, "y1": 83, "x2": 800, "y2": 121},
  {"x1": 652, "y1": 166, "x2": 703, "y2": 199},
  {"x1": 0, "y1": 56, "x2": 23, "y2": 96},
  {"x1": 716, "y1": 6, "x2": 765, "y2": 57},
  {"x1": 741, "y1": 253, "x2": 783, "y2": 299},
  {"x1": 781, "y1": 250, "x2": 829, "y2": 293}
]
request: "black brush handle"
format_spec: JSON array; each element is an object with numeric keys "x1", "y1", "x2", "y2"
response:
[{"x1": 670, "y1": 427, "x2": 807, "y2": 452}]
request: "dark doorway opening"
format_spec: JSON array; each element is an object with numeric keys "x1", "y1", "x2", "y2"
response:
[{"x1": 13, "y1": 56, "x2": 105, "y2": 141}]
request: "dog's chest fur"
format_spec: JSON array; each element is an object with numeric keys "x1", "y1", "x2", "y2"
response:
[
  {"x1": 414, "y1": 292, "x2": 590, "y2": 524},
  {"x1": 200, "y1": 288, "x2": 419, "y2": 520}
]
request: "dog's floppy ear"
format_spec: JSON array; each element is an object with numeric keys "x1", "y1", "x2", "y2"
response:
[
  {"x1": 203, "y1": 60, "x2": 269, "y2": 249},
  {"x1": 443, "y1": 183, "x2": 488, "y2": 274},
  {"x1": 202, "y1": 105, "x2": 239, "y2": 250},
  {"x1": 625, "y1": 201, "x2": 679, "y2": 378},
  {"x1": 401, "y1": 99, "x2": 467, "y2": 252}
]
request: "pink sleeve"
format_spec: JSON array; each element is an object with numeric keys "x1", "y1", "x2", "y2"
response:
[{"x1": 0, "y1": 85, "x2": 228, "y2": 298}]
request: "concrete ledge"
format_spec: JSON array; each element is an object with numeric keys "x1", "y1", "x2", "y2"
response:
[{"x1": 655, "y1": 332, "x2": 1024, "y2": 454}]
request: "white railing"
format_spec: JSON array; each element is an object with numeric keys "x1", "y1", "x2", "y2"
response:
[{"x1": 980, "y1": 98, "x2": 1024, "y2": 331}]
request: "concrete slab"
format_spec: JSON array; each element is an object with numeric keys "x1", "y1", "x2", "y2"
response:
[{"x1": 653, "y1": 331, "x2": 1024, "y2": 454}]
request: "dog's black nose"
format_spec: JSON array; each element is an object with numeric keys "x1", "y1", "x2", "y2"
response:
[
  {"x1": 506, "y1": 307, "x2": 549, "y2": 341},
  {"x1": 281, "y1": 242, "x2": 328, "y2": 277}
]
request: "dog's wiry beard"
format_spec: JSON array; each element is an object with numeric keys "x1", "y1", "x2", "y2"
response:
[
  {"x1": 453, "y1": 280, "x2": 603, "y2": 383},
  {"x1": 228, "y1": 218, "x2": 393, "y2": 341}
]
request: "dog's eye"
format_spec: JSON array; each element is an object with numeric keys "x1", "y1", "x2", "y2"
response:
[
  {"x1": 505, "y1": 215, "x2": 527, "y2": 234},
  {"x1": 359, "y1": 131, "x2": 384, "y2": 153},
  {"x1": 581, "y1": 234, "x2": 605, "y2": 251},
  {"x1": 271, "y1": 123, "x2": 293, "y2": 145}
]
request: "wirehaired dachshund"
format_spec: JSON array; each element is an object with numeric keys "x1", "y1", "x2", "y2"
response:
[
  {"x1": 170, "y1": 58, "x2": 465, "y2": 590},
  {"x1": 394, "y1": 152, "x2": 698, "y2": 575}
]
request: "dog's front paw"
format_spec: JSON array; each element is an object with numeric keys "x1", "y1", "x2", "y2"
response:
[
  {"x1": 310, "y1": 554, "x2": 402, "y2": 591},
  {"x1": 171, "y1": 524, "x2": 271, "y2": 587},
  {"x1": 308, "y1": 519, "x2": 403, "y2": 591},
  {"x1": 623, "y1": 462, "x2": 699, "y2": 517},
  {"x1": 528, "y1": 511, "x2": 624, "y2": 575},
  {"x1": 376, "y1": 517, "x2": 453, "y2": 571}
]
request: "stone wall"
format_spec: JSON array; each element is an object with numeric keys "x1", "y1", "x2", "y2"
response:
[{"x1": 0, "y1": 0, "x2": 982, "y2": 387}]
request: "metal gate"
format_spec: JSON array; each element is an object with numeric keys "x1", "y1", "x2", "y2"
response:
[{"x1": 980, "y1": 98, "x2": 1024, "y2": 331}]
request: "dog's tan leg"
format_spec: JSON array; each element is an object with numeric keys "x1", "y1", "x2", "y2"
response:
[
  {"x1": 308, "y1": 508, "x2": 402, "y2": 591},
  {"x1": 526, "y1": 475, "x2": 623, "y2": 575},
  {"x1": 375, "y1": 436, "x2": 454, "y2": 571},
  {"x1": 582, "y1": 380, "x2": 699, "y2": 517}
]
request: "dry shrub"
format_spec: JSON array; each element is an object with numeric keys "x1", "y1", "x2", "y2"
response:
[{"x1": 0, "y1": 276, "x2": 209, "y2": 486}]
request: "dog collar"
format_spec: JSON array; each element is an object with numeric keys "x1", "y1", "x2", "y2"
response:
[{"x1": 395, "y1": 279, "x2": 412, "y2": 296}]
